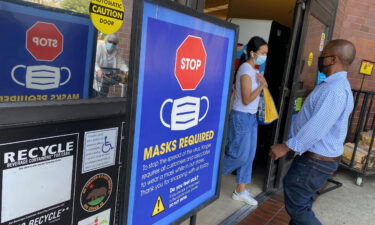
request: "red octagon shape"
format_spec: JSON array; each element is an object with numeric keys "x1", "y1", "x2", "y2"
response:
[
  {"x1": 26, "y1": 22, "x2": 63, "y2": 61},
  {"x1": 175, "y1": 35, "x2": 207, "y2": 90}
]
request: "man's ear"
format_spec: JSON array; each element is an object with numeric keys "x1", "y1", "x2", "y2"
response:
[{"x1": 328, "y1": 55, "x2": 336, "y2": 66}]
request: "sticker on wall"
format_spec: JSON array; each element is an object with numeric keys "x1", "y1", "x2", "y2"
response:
[
  {"x1": 308, "y1": 52, "x2": 314, "y2": 67},
  {"x1": 319, "y1": 33, "x2": 326, "y2": 51},
  {"x1": 83, "y1": 128, "x2": 118, "y2": 173},
  {"x1": 89, "y1": 0, "x2": 124, "y2": 34},
  {"x1": 294, "y1": 97, "x2": 303, "y2": 112},
  {"x1": 359, "y1": 60, "x2": 374, "y2": 76},
  {"x1": 317, "y1": 72, "x2": 326, "y2": 85},
  {"x1": 81, "y1": 173, "x2": 113, "y2": 212},
  {"x1": 78, "y1": 208, "x2": 111, "y2": 225}
]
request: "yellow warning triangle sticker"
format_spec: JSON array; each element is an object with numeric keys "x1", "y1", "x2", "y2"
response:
[{"x1": 152, "y1": 195, "x2": 165, "y2": 217}]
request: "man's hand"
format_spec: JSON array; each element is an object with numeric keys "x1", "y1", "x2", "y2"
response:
[{"x1": 269, "y1": 144, "x2": 291, "y2": 160}]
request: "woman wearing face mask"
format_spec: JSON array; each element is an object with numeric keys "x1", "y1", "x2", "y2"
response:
[
  {"x1": 222, "y1": 36, "x2": 268, "y2": 206},
  {"x1": 93, "y1": 33, "x2": 129, "y2": 97}
]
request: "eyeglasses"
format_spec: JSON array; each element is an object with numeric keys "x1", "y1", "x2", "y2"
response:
[{"x1": 107, "y1": 40, "x2": 118, "y2": 45}]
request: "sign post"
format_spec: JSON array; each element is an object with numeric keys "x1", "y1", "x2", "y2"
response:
[{"x1": 124, "y1": 0, "x2": 238, "y2": 224}]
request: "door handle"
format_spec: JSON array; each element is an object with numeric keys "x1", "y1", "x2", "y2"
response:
[
  {"x1": 278, "y1": 86, "x2": 290, "y2": 97},
  {"x1": 300, "y1": 59, "x2": 305, "y2": 74}
]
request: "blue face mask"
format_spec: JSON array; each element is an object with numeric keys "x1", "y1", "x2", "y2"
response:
[
  {"x1": 106, "y1": 43, "x2": 115, "y2": 51},
  {"x1": 254, "y1": 55, "x2": 267, "y2": 65}
]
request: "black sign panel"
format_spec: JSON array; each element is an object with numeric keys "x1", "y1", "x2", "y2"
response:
[
  {"x1": 0, "y1": 117, "x2": 126, "y2": 225},
  {"x1": 0, "y1": 134, "x2": 78, "y2": 225}
]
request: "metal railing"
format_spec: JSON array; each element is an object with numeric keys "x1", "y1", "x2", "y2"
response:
[{"x1": 342, "y1": 89, "x2": 375, "y2": 177}]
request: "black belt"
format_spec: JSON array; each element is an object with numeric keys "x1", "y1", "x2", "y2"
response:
[{"x1": 302, "y1": 151, "x2": 341, "y2": 162}]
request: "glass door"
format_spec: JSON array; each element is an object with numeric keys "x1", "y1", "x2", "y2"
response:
[{"x1": 275, "y1": 0, "x2": 339, "y2": 188}]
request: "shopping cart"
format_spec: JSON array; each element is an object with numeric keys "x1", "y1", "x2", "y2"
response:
[{"x1": 92, "y1": 67, "x2": 127, "y2": 98}]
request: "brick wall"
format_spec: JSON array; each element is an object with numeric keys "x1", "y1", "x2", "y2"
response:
[
  {"x1": 334, "y1": 0, "x2": 375, "y2": 140},
  {"x1": 117, "y1": 0, "x2": 133, "y2": 65},
  {"x1": 108, "y1": 0, "x2": 133, "y2": 97},
  {"x1": 332, "y1": 0, "x2": 348, "y2": 40},
  {"x1": 335, "y1": 0, "x2": 375, "y2": 91}
]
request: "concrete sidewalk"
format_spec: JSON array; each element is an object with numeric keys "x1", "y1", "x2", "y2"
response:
[
  {"x1": 238, "y1": 168, "x2": 375, "y2": 225},
  {"x1": 314, "y1": 168, "x2": 375, "y2": 225}
]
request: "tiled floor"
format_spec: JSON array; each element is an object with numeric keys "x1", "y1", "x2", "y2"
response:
[{"x1": 238, "y1": 193, "x2": 290, "y2": 225}]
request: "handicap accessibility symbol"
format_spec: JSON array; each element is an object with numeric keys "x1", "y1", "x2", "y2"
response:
[{"x1": 101, "y1": 136, "x2": 114, "y2": 153}]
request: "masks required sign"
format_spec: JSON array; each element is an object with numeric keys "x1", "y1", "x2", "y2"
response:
[
  {"x1": 127, "y1": 2, "x2": 236, "y2": 225},
  {"x1": 0, "y1": 1, "x2": 96, "y2": 102}
]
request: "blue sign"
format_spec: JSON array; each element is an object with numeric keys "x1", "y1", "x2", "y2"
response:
[
  {"x1": 127, "y1": 2, "x2": 236, "y2": 225},
  {"x1": 0, "y1": 1, "x2": 95, "y2": 102}
]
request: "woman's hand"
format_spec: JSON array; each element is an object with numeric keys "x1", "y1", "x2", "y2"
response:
[
  {"x1": 256, "y1": 73, "x2": 268, "y2": 88},
  {"x1": 97, "y1": 70, "x2": 103, "y2": 79}
]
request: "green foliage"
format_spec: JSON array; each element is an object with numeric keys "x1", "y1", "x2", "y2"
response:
[{"x1": 60, "y1": 0, "x2": 91, "y2": 15}]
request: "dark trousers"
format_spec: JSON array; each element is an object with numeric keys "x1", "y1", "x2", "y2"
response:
[{"x1": 283, "y1": 155, "x2": 339, "y2": 225}]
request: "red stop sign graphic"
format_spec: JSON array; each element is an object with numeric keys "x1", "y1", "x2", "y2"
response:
[
  {"x1": 175, "y1": 35, "x2": 207, "y2": 90},
  {"x1": 26, "y1": 22, "x2": 63, "y2": 61}
]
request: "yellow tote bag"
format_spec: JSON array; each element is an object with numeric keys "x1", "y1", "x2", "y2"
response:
[{"x1": 257, "y1": 88, "x2": 279, "y2": 124}]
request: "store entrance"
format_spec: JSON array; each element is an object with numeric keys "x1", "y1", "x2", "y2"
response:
[{"x1": 180, "y1": 1, "x2": 296, "y2": 224}]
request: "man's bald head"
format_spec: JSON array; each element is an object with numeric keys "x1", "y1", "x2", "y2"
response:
[{"x1": 325, "y1": 39, "x2": 356, "y2": 66}]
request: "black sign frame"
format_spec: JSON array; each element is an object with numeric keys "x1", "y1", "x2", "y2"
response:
[{"x1": 121, "y1": 0, "x2": 239, "y2": 224}]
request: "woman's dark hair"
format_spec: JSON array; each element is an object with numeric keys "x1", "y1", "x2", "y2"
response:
[
  {"x1": 232, "y1": 36, "x2": 267, "y2": 86},
  {"x1": 239, "y1": 36, "x2": 268, "y2": 66}
]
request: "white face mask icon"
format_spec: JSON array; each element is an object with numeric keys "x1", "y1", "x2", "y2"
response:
[
  {"x1": 11, "y1": 65, "x2": 71, "y2": 90},
  {"x1": 160, "y1": 96, "x2": 209, "y2": 131}
]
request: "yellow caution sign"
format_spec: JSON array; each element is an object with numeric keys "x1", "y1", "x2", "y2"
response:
[
  {"x1": 360, "y1": 61, "x2": 374, "y2": 76},
  {"x1": 89, "y1": 0, "x2": 124, "y2": 34},
  {"x1": 152, "y1": 195, "x2": 165, "y2": 217},
  {"x1": 308, "y1": 52, "x2": 313, "y2": 67}
]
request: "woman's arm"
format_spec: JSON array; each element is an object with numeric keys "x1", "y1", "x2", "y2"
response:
[
  {"x1": 95, "y1": 44, "x2": 103, "y2": 79},
  {"x1": 116, "y1": 52, "x2": 128, "y2": 73},
  {"x1": 240, "y1": 74, "x2": 267, "y2": 105}
]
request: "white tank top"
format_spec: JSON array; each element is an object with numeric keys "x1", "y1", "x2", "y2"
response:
[{"x1": 232, "y1": 63, "x2": 260, "y2": 114}]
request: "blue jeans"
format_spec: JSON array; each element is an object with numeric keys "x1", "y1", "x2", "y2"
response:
[
  {"x1": 222, "y1": 110, "x2": 258, "y2": 184},
  {"x1": 284, "y1": 155, "x2": 339, "y2": 225}
]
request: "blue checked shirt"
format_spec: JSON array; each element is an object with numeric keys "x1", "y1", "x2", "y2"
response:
[{"x1": 286, "y1": 71, "x2": 354, "y2": 157}]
